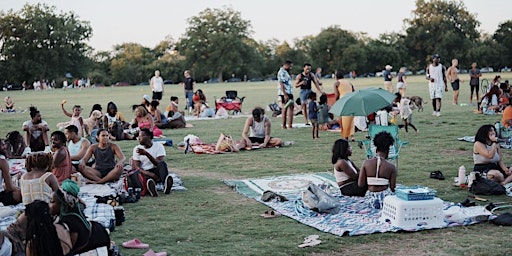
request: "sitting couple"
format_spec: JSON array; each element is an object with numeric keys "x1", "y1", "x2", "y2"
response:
[{"x1": 332, "y1": 132, "x2": 397, "y2": 209}]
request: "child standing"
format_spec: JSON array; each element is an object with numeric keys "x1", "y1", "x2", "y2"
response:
[
  {"x1": 308, "y1": 92, "x2": 319, "y2": 139},
  {"x1": 395, "y1": 93, "x2": 418, "y2": 133},
  {"x1": 59, "y1": 102, "x2": 84, "y2": 137},
  {"x1": 317, "y1": 93, "x2": 331, "y2": 130}
]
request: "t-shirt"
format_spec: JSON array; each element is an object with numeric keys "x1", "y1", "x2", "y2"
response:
[
  {"x1": 22, "y1": 120, "x2": 49, "y2": 139},
  {"x1": 470, "y1": 68, "x2": 481, "y2": 86},
  {"x1": 132, "y1": 143, "x2": 166, "y2": 170},
  {"x1": 183, "y1": 77, "x2": 195, "y2": 91},
  {"x1": 383, "y1": 70, "x2": 392, "y2": 82},
  {"x1": 151, "y1": 76, "x2": 164, "y2": 92},
  {"x1": 308, "y1": 101, "x2": 318, "y2": 120},
  {"x1": 277, "y1": 68, "x2": 292, "y2": 95}
]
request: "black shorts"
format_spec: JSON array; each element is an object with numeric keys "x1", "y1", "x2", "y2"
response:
[
  {"x1": 152, "y1": 91, "x2": 163, "y2": 100},
  {"x1": 97, "y1": 166, "x2": 114, "y2": 178},
  {"x1": 279, "y1": 94, "x2": 294, "y2": 104},
  {"x1": 0, "y1": 190, "x2": 17, "y2": 206},
  {"x1": 451, "y1": 79, "x2": 460, "y2": 91},
  {"x1": 339, "y1": 181, "x2": 367, "y2": 197},
  {"x1": 249, "y1": 137, "x2": 265, "y2": 144}
]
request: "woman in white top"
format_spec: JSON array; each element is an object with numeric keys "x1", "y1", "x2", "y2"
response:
[
  {"x1": 473, "y1": 124, "x2": 512, "y2": 185},
  {"x1": 332, "y1": 139, "x2": 367, "y2": 196}
]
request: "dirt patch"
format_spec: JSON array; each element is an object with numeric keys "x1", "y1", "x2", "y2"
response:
[
  {"x1": 170, "y1": 168, "x2": 243, "y2": 180},
  {"x1": 440, "y1": 149, "x2": 467, "y2": 156}
]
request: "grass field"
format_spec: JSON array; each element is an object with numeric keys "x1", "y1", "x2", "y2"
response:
[{"x1": 2, "y1": 73, "x2": 512, "y2": 255}]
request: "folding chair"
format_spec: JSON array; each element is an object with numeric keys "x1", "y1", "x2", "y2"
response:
[{"x1": 359, "y1": 124, "x2": 408, "y2": 169}]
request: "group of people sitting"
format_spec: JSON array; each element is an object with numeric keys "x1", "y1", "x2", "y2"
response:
[{"x1": 478, "y1": 77, "x2": 510, "y2": 115}]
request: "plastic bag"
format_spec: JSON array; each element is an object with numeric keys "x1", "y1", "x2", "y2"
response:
[{"x1": 301, "y1": 183, "x2": 340, "y2": 213}]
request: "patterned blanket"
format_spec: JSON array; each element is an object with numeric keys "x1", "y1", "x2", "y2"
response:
[{"x1": 225, "y1": 173, "x2": 489, "y2": 236}]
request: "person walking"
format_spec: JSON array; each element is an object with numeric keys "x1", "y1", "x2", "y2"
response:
[
  {"x1": 426, "y1": 54, "x2": 447, "y2": 117},
  {"x1": 180, "y1": 70, "x2": 195, "y2": 112},
  {"x1": 295, "y1": 63, "x2": 323, "y2": 125},
  {"x1": 383, "y1": 65, "x2": 393, "y2": 93}
]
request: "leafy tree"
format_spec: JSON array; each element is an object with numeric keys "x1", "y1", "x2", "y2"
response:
[
  {"x1": 176, "y1": 7, "x2": 252, "y2": 82},
  {"x1": 493, "y1": 20, "x2": 512, "y2": 68},
  {"x1": 404, "y1": 0, "x2": 480, "y2": 68},
  {"x1": 109, "y1": 43, "x2": 154, "y2": 84},
  {"x1": 0, "y1": 3, "x2": 92, "y2": 83}
]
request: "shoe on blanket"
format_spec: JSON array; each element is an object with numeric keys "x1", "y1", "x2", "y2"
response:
[
  {"x1": 146, "y1": 179, "x2": 158, "y2": 197},
  {"x1": 122, "y1": 238, "x2": 149, "y2": 249}
]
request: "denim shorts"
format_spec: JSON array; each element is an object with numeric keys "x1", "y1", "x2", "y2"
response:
[{"x1": 300, "y1": 89, "x2": 312, "y2": 104}]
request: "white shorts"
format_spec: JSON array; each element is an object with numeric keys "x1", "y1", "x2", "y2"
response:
[
  {"x1": 396, "y1": 82, "x2": 405, "y2": 89},
  {"x1": 429, "y1": 84, "x2": 443, "y2": 99}
]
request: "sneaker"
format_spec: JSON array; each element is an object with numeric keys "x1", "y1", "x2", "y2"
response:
[
  {"x1": 283, "y1": 141, "x2": 294, "y2": 146},
  {"x1": 432, "y1": 111, "x2": 437, "y2": 116},
  {"x1": 435, "y1": 112, "x2": 441, "y2": 117},
  {"x1": 164, "y1": 175, "x2": 174, "y2": 194},
  {"x1": 146, "y1": 179, "x2": 158, "y2": 197}
]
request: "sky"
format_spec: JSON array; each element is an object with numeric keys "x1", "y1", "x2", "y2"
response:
[{"x1": 1, "y1": 0, "x2": 511, "y2": 52}]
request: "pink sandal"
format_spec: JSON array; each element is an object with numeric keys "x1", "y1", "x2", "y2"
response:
[{"x1": 122, "y1": 238, "x2": 149, "y2": 249}]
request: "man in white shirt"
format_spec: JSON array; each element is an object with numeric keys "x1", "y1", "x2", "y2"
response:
[
  {"x1": 65, "y1": 125, "x2": 92, "y2": 171},
  {"x1": 131, "y1": 128, "x2": 172, "y2": 197}
]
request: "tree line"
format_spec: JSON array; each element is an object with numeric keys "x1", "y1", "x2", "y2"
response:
[{"x1": 0, "y1": 0, "x2": 511, "y2": 87}]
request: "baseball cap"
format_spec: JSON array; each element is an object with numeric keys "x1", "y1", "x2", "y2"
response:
[
  {"x1": 432, "y1": 54, "x2": 440, "y2": 59},
  {"x1": 385, "y1": 65, "x2": 392, "y2": 70}
]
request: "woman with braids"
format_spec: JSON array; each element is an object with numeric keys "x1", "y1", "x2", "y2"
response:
[
  {"x1": 5, "y1": 131, "x2": 26, "y2": 159},
  {"x1": 22, "y1": 105, "x2": 51, "y2": 153},
  {"x1": 358, "y1": 132, "x2": 397, "y2": 209},
  {"x1": 25, "y1": 200, "x2": 72, "y2": 256},
  {"x1": 49, "y1": 180, "x2": 110, "y2": 254}
]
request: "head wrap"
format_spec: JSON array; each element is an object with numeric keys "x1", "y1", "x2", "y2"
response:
[{"x1": 61, "y1": 179, "x2": 80, "y2": 197}]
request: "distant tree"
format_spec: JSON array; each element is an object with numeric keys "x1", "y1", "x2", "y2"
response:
[
  {"x1": 404, "y1": 0, "x2": 480, "y2": 67},
  {"x1": 309, "y1": 26, "x2": 359, "y2": 76},
  {"x1": 0, "y1": 3, "x2": 92, "y2": 83},
  {"x1": 176, "y1": 7, "x2": 252, "y2": 82},
  {"x1": 493, "y1": 20, "x2": 512, "y2": 68},
  {"x1": 109, "y1": 43, "x2": 154, "y2": 84}
]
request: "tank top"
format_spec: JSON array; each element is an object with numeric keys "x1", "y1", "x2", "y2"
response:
[
  {"x1": 70, "y1": 116, "x2": 83, "y2": 136},
  {"x1": 20, "y1": 172, "x2": 53, "y2": 205},
  {"x1": 367, "y1": 156, "x2": 390, "y2": 186},
  {"x1": 94, "y1": 145, "x2": 116, "y2": 170},
  {"x1": 249, "y1": 116, "x2": 267, "y2": 138},
  {"x1": 334, "y1": 160, "x2": 357, "y2": 183},
  {"x1": 0, "y1": 155, "x2": 4, "y2": 192},
  {"x1": 68, "y1": 138, "x2": 85, "y2": 164},
  {"x1": 299, "y1": 72, "x2": 313, "y2": 90},
  {"x1": 428, "y1": 64, "x2": 444, "y2": 87},
  {"x1": 473, "y1": 143, "x2": 500, "y2": 164},
  {"x1": 52, "y1": 147, "x2": 73, "y2": 183}
]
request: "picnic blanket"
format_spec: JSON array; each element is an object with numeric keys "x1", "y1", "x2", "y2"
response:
[{"x1": 225, "y1": 173, "x2": 490, "y2": 236}]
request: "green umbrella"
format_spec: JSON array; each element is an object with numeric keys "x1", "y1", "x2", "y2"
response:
[{"x1": 329, "y1": 88, "x2": 397, "y2": 116}]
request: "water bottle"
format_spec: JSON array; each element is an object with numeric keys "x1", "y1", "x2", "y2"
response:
[
  {"x1": 468, "y1": 172, "x2": 476, "y2": 187},
  {"x1": 458, "y1": 165, "x2": 466, "y2": 186}
]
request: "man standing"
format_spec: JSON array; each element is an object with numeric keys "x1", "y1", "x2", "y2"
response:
[
  {"x1": 150, "y1": 70, "x2": 164, "y2": 101},
  {"x1": 65, "y1": 125, "x2": 91, "y2": 171},
  {"x1": 469, "y1": 62, "x2": 482, "y2": 105},
  {"x1": 447, "y1": 59, "x2": 463, "y2": 105},
  {"x1": 426, "y1": 54, "x2": 447, "y2": 117},
  {"x1": 383, "y1": 65, "x2": 393, "y2": 92},
  {"x1": 79, "y1": 129, "x2": 125, "y2": 184},
  {"x1": 277, "y1": 60, "x2": 294, "y2": 129},
  {"x1": 23, "y1": 106, "x2": 50, "y2": 152},
  {"x1": 238, "y1": 107, "x2": 283, "y2": 149},
  {"x1": 131, "y1": 128, "x2": 172, "y2": 197},
  {"x1": 180, "y1": 70, "x2": 195, "y2": 112},
  {"x1": 295, "y1": 63, "x2": 324, "y2": 125}
]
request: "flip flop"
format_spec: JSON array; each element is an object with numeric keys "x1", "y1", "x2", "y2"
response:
[
  {"x1": 259, "y1": 210, "x2": 281, "y2": 218},
  {"x1": 298, "y1": 235, "x2": 322, "y2": 248},
  {"x1": 122, "y1": 238, "x2": 149, "y2": 249},
  {"x1": 143, "y1": 249, "x2": 167, "y2": 256}
]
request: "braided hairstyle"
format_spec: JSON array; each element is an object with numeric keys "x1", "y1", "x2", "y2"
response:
[
  {"x1": 29, "y1": 105, "x2": 40, "y2": 119},
  {"x1": 25, "y1": 152, "x2": 53, "y2": 172},
  {"x1": 25, "y1": 200, "x2": 64, "y2": 256}
]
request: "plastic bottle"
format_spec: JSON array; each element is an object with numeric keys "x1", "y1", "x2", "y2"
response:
[
  {"x1": 468, "y1": 172, "x2": 476, "y2": 187},
  {"x1": 458, "y1": 165, "x2": 466, "y2": 186}
]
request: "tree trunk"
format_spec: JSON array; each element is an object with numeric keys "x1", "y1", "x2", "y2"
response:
[{"x1": 218, "y1": 71, "x2": 223, "y2": 83}]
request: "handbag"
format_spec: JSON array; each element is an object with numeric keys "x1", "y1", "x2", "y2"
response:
[{"x1": 301, "y1": 183, "x2": 340, "y2": 213}]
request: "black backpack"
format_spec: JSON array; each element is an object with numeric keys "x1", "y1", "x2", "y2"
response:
[{"x1": 470, "y1": 174, "x2": 506, "y2": 195}]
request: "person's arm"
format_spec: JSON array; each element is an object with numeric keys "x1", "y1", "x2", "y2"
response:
[
  {"x1": 46, "y1": 173, "x2": 60, "y2": 192},
  {"x1": 334, "y1": 81, "x2": 340, "y2": 100},
  {"x1": 442, "y1": 66, "x2": 448, "y2": 91},
  {"x1": 154, "y1": 110, "x2": 162, "y2": 123},
  {"x1": 426, "y1": 66, "x2": 431, "y2": 81},
  {"x1": 61, "y1": 103, "x2": 72, "y2": 117},
  {"x1": 147, "y1": 115, "x2": 155, "y2": 130},
  {"x1": 52, "y1": 148, "x2": 67, "y2": 169},
  {"x1": 261, "y1": 118, "x2": 271, "y2": 148},
  {"x1": 474, "y1": 141, "x2": 499, "y2": 159},
  {"x1": 312, "y1": 74, "x2": 324, "y2": 93},
  {"x1": 241, "y1": 117, "x2": 252, "y2": 147},
  {"x1": 1, "y1": 160, "x2": 16, "y2": 191},
  {"x1": 446, "y1": 67, "x2": 453, "y2": 82},
  {"x1": 294, "y1": 74, "x2": 303, "y2": 88},
  {"x1": 150, "y1": 77, "x2": 155, "y2": 91},
  {"x1": 358, "y1": 162, "x2": 368, "y2": 188},
  {"x1": 136, "y1": 147, "x2": 164, "y2": 168},
  {"x1": 112, "y1": 143, "x2": 126, "y2": 168},
  {"x1": 79, "y1": 145, "x2": 95, "y2": 169},
  {"x1": 389, "y1": 166, "x2": 397, "y2": 192}
]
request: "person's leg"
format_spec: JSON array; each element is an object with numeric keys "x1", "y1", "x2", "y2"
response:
[
  {"x1": 302, "y1": 102, "x2": 308, "y2": 124},
  {"x1": 78, "y1": 166, "x2": 103, "y2": 182},
  {"x1": 403, "y1": 119, "x2": 409, "y2": 132},
  {"x1": 156, "y1": 161, "x2": 169, "y2": 182},
  {"x1": 311, "y1": 126, "x2": 315, "y2": 139},
  {"x1": 267, "y1": 137, "x2": 283, "y2": 147},
  {"x1": 470, "y1": 85, "x2": 475, "y2": 104},
  {"x1": 315, "y1": 123, "x2": 319, "y2": 138},
  {"x1": 436, "y1": 98, "x2": 442, "y2": 112},
  {"x1": 287, "y1": 94, "x2": 294, "y2": 128},
  {"x1": 453, "y1": 90, "x2": 459, "y2": 105},
  {"x1": 431, "y1": 99, "x2": 436, "y2": 113},
  {"x1": 96, "y1": 166, "x2": 123, "y2": 184}
]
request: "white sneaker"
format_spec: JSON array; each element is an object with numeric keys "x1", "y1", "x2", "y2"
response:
[
  {"x1": 283, "y1": 141, "x2": 294, "y2": 146},
  {"x1": 432, "y1": 111, "x2": 437, "y2": 116},
  {"x1": 435, "y1": 112, "x2": 441, "y2": 117}
]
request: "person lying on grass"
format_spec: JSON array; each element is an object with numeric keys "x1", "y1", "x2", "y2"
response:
[{"x1": 473, "y1": 124, "x2": 512, "y2": 185}]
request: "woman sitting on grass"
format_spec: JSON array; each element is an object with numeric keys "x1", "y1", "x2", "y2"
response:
[
  {"x1": 358, "y1": 131, "x2": 397, "y2": 209},
  {"x1": 479, "y1": 85, "x2": 503, "y2": 114},
  {"x1": 473, "y1": 124, "x2": 512, "y2": 185},
  {"x1": 332, "y1": 139, "x2": 367, "y2": 197}
]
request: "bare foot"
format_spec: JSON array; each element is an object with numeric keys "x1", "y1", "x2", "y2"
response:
[{"x1": 282, "y1": 125, "x2": 287, "y2": 129}]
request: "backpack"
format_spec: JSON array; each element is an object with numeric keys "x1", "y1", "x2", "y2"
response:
[
  {"x1": 469, "y1": 174, "x2": 506, "y2": 195},
  {"x1": 124, "y1": 170, "x2": 147, "y2": 196}
]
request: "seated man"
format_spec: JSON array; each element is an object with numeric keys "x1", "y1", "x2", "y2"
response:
[
  {"x1": 238, "y1": 107, "x2": 283, "y2": 149},
  {"x1": 64, "y1": 125, "x2": 93, "y2": 171},
  {"x1": 78, "y1": 129, "x2": 125, "y2": 184},
  {"x1": 22, "y1": 106, "x2": 50, "y2": 152},
  {"x1": 131, "y1": 128, "x2": 173, "y2": 197},
  {"x1": 0, "y1": 139, "x2": 22, "y2": 205}
]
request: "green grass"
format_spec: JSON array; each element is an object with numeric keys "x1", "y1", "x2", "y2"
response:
[{"x1": 3, "y1": 73, "x2": 512, "y2": 255}]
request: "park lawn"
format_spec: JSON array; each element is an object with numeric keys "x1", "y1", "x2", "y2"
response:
[{"x1": 2, "y1": 73, "x2": 512, "y2": 255}]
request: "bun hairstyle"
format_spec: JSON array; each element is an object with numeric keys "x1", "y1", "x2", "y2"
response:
[
  {"x1": 25, "y1": 152, "x2": 53, "y2": 172},
  {"x1": 29, "y1": 105, "x2": 39, "y2": 118}
]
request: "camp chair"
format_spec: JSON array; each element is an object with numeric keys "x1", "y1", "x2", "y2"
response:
[
  {"x1": 215, "y1": 91, "x2": 245, "y2": 114},
  {"x1": 359, "y1": 124, "x2": 408, "y2": 169}
]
